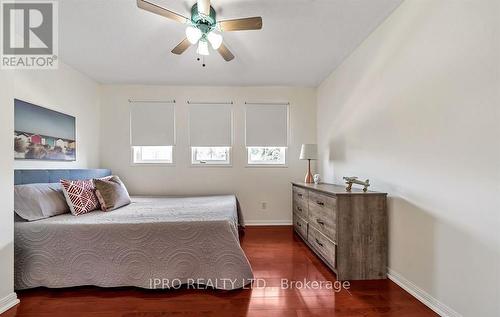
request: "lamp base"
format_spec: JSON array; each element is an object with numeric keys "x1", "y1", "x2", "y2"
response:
[
  {"x1": 304, "y1": 171, "x2": 313, "y2": 184},
  {"x1": 304, "y1": 159, "x2": 313, "y2": 183}
]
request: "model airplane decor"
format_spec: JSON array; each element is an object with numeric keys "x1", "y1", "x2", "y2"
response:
[{"x1": 343, "y1": 177, "x2": 370, "y2": 192}]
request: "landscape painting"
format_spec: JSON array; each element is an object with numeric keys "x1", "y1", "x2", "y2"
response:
[{"x1": 14, "y1": 99, "x2": 76, "y2": 161}]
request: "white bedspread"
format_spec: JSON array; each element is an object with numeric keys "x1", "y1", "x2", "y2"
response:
[{"x1": 15, "y1": 195, "x2": 253, "y2": 290}]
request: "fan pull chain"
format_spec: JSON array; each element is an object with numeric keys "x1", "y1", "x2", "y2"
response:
[{"x1": 196, "y1": 56, "x2": 207, "y2": 68}]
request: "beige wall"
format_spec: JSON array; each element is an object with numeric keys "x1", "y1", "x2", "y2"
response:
[
  {"x1": 317, "y1": 0, "x2": 500, "y2": 316},
  {"x1": 13, "y1": 62, "x2": 101, "y2": 169},
  {"x1": 100, "y1": 85, "x2": 317, "y2": 224}
]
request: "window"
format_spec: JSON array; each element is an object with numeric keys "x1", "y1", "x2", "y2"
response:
[
  {"x1": 245, "y1": 104, "x2": 289, "y2": 166},
  {"x1": 247, "y1": 147, "x2": 286, "y2": 165},
  {"x1": 133, "y1": 146, "x2": 173, "y2": 164},
  {"x1": 130, "y1": 102, "x2": 176, "y2": 165},
  {"x1": 189, "y1": 104, "x2": 233, "y2": 166},
  {"x1": 191, "y1": 147, "x2": 231, "y2": 165}
]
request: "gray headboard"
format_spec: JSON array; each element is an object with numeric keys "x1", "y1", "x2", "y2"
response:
[{"x1": 14, "y1": 169, "x2": 112, "y2": 185}]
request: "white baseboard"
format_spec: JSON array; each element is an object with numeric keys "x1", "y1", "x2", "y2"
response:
[
  {"x1": 388, "y1": 268, "x2": 461, "y2": 317},
  {"x1": 0, "y1": 292, "x2": 19, "y2": 315},
  {"x1": 243, "y1": 220, "x2": 292, "y2": 226}
]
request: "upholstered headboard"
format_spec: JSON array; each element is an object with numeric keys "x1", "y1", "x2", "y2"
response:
[{"x1": 14, "y1": 169, "x2": 112, "y2": 185}]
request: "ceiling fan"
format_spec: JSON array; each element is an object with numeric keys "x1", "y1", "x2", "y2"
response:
[{"x1": 137, "y1": 0, "x2": 263, "y2": 62}]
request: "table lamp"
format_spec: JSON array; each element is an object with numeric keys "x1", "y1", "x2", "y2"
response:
[{"x1": 299, "y1": 144, "x2": 318, "y2": 183}]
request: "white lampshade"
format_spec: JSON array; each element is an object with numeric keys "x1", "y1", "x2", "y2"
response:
[
  {"x1": 299, "y1": 144, "x2": 318, "y2": 160},
  {"x1": 197, "y1": 40, "x2": 209, "y2": 56},
  {"x1": 186, "y1": 26, "x2": 202, "y2": 44},
  {"x1": 207, "y1": 31, "x2": 223, "y2": 49}
]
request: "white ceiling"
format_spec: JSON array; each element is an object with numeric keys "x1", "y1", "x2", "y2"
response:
[{"x1": 58, "y1": 0, "x2": 402, "y2": 86}]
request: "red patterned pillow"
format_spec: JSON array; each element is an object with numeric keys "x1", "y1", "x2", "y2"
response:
[{"x1": 60, "y1": 179, "x2": 99, "y2": 215}]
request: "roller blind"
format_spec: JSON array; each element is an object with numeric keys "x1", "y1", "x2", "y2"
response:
[
  {"x1": 189, "y1": 104, "x2": 232, "y2": 146},
  {"x1": 130, "y1": 103, "x2": 175, "y2": 146},
  {"x1": 245, "y1": 104, "x2": 288, "y2": 147}
]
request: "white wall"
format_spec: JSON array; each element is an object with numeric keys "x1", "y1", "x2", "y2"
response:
[
  {"x1": 0, "y1": 62, "x2": 100, "y2": 312},
  {"x1": 0, "y1": 70, "x2": 18, "y2": 313},
  {"x1": 13, "y1": 62, "x2": 101, "y2": 169},
  {"x1": 317, "y1": 1, "x2": 500, "y2": 316},
  {"x1": 100, "y1": 85, "x2": 316, "y2": 224}
]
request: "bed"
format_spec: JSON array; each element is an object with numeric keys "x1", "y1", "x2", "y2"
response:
[{"x1": 14, "y1": 169, "x2": 253, "y2": 291}]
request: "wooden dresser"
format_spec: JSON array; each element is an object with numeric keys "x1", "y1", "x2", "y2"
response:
[{"x1": 292, "y1": 182, "x2": 388, "y2": 280}]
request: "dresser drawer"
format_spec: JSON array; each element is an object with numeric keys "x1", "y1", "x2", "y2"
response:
[
  {"x1": 308, "y1": 191, "x2": 337, "y2": 242},
  {"x1": 293, "y1": 186, "x2": 308, "y2": 203},
  {"x1": 293, "y1": 198, "x2": 308, "y2": 219},
  {"x1": 293, "y1": 213, "x2": 308, "y2": 239},
  {"x1": 308, "y1": 225, "x2": 336, "y2": 268}
]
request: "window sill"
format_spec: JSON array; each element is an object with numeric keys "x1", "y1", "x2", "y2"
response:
[
  {"x1": 130, "y1": 163, "x2": 176, "y2": 167},
  {"x1": 190, "y1": 164, "x2": 233, "y2": 168},
  {"x1": 245, "y1": 164, "x2": 288, "y2": 168}
]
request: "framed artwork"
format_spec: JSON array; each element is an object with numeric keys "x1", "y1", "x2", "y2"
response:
[{"x1": 14, "y1": 99, "x2": 76, "y2": 161}]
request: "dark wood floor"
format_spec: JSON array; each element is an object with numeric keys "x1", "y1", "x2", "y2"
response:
[{"x1": 3, "y1": 226, "x2": 437, "y2": 317}]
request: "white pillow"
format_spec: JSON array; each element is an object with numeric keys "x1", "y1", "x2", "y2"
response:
[{"x1": 14, "y1": 183, "x2": 70, "y2": 221}]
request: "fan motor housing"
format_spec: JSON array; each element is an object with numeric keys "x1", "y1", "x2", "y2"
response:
[{"x1": 191, "y1": 4, "x2": 216, "y2": 34}]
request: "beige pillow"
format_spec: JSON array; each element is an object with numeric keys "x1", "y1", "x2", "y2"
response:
[{"x1": 93, "y1": 176, "x2": 131, "y2": 211}]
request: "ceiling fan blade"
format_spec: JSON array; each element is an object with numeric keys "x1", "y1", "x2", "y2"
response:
[
  {"x1": 171, "y1": 38, "x2": 192, "y2": 55},
  {"x1": 137, "y1": 0, "x2": 188, "y2": 24},
  {"x1": 217, "y1": 43, "x2": 235, "y2": 62},
  {"x1": 218, "y1": 17, "x2": 263, "y2": 32},
  {"x1": 197, "y1": 0, "x2": 210, "y2": 16}
]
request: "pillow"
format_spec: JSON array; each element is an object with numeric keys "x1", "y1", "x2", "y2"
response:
[
  {"x1": 93, "y1": 176, "x2": 131, "y2": 211},
  {"x1": 60, "y1": 179, "x2": 100, "y2": 216},
  {"x1": 14, "y1": 183, "x2": 70, "y2": 221}
]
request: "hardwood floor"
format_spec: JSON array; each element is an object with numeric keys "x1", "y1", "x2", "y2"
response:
[{"x1": 3, "y1": 226, "x2": 437, "y2": 317}]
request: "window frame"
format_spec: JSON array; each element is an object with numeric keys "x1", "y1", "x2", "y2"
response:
[
  {"x1": 190, "y1": 146, "x2": 232, "y2": 167},
  {"x1": 131, "y1": 146, "x2": 175, "y2": 166},
  {"x1": 246, "y1": 146, "x2": 288, "y2": 167}
]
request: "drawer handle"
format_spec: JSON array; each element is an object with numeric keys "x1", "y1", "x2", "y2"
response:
[
  {"x1": 297, "y1": 206, "x2": 303, "y2": 212},
  {"x1": 316, "y1": 219, "x2": 325, "y2": 226},
  {"x1": 315, "y1": 238, "x2": 324, "y2": 247},
  {"x1": 316, "y1": 201, "x2": 324, "y2": 206}
]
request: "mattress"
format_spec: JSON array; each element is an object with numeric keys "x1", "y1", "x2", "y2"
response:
[{"x1": 14, "y1": 195, "x2": 253, "y2": 290}]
